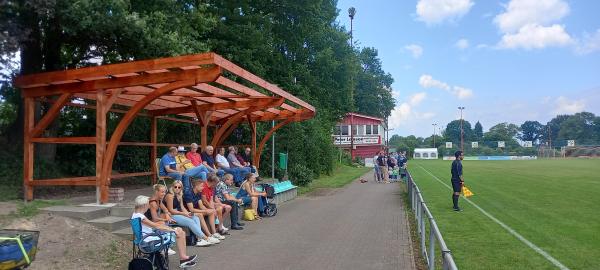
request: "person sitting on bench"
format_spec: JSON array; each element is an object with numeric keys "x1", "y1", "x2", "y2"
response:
[
  {"x1": 160, "y1": 147, "x2": 192, "y2": 195},
  {"x1": 202, "y1": 174, "x2": 231, "y2": 235},
  {"x1": 227, "y1": 146, "x2": 252, "y2": 176},
  {"x1": 185, "y1": 143, "x2": 203, "y2": 166},
  {"x1": 216, "y1": 147, "x2": 247, "y2": 185},
  {"x1": 132, "y1": 195, "x2": 197, "y2": 268},
  {"x1": 184, "y1": 179, "x2": 226, "y2": 241},
  {"x1": 214, "y1": 174, "x2": 245, "y2": 230},
  {"x1": 201, "y1": 146, "x2": 225, "y2": 178},
  {"x1": 239, "y1": 147, "x2": 259, "y2": 176},
  {"x1": 236, "y1": 173, "x2": 267, "y2": 220},
  {"x1": 175, "y1": 145, "x2": 209, "y2": 181},
  {"x1": 164, "y1": 180, "x2": 219, "y2": 247}
]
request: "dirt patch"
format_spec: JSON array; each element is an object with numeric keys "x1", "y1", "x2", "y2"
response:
[
  {"x1": 4, "y1": 213, "x2": 131, "y2": 270},
  {"x1": 0, "y1": 202, "x2": 17, "y2": 216}
]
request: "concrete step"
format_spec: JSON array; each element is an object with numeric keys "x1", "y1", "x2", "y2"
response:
[
  {"x1": 41, "y1": 205, "x2": 111, "y2": 221},
  {"x1": 113, "y1": 227, "x2": 133, "y2": 240},
  {"x1": 110, "y1": 205, "x2": 133, "y2": 217},
  {"x1": 87, "y1": 216, "x2": 131, "y2": 231}
]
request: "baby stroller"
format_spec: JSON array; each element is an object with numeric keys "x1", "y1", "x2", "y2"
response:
[
  {"x1": 259, "y1": 184, "x2": 277, "y2": 217},
  {"x1": 0, "y1": 229, "x2": 40, "y2": 270}
]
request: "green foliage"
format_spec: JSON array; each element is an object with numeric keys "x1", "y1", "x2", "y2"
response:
[
  {"x1": 519, "y1": 120, "x2": 543, "y2": 143},
  {"x1": 354, "y1": 47, "x2": 395, "y2": 119},
  {"x1": 288, "y1": 163, "x2": 313, "y2": 187}
]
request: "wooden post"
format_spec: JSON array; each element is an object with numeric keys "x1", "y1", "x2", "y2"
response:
[
  {"x1": 23, "y1": 97, "x2": 35, "y2": 201},
  {"x1": 96, "y1": 91, "x2": 106, "y2": 204},
  {"x1": 250, "y1": 120, "x2": 257, "y2": 158},
  {"x1": 150, "y1": 116, "x2": 157, "y2": 185}
]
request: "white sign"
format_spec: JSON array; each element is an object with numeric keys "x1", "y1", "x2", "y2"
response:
[
  {"x1": 446, "y1": 142, "x2": 453, "y2": 148},
  {"x1": 472, "y1": 142, "x2": 479, "y2": 148},
  {"x1": 567, "y1": 140, "x2": 575, "y2": 147},
  {"x1": 333, "y1": 136, "x2": 380, "y2": 145},
  {"x1": 498, "y1": 141, "x2": 505, "y2": 148},
  {"x1": 523, "y1": 141, "x2": 533, "y2": 148}
]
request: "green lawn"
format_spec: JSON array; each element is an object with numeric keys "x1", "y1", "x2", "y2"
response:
[
  {"x1": 298, "y1": 164, "x2": 371, "y2": 195},
  {"x1": 409, "y1": 159, "x2": 600, "y2": 270}
]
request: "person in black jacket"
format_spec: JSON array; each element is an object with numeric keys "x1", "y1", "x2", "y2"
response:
[
  {"x1": 451, "y1": 151, "x2": 465, "y2": 211},
  {"x1": 376, "y1": 150, "x2": 389, "y2": 183}
]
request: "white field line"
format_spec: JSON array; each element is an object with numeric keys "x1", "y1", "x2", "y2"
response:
[{"x1": 416, "y1": 165, "x2": 570, "y2": 270}]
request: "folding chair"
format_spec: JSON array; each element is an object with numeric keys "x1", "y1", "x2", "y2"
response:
[{"x1": 130, "y1": 218, "x2": 172, "y2": 270}]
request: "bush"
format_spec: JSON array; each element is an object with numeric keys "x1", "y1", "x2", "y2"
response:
[{"x1": 288, "y1": 163, "x2": 313, "y2": 186}]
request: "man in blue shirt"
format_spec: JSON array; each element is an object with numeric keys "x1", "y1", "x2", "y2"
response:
[
  {"x1": 450, "y1": 151, "x2": 465, "y2": 211},
  {"x1": 160, "y1": 147, "x2": 191, "y2": 196}
]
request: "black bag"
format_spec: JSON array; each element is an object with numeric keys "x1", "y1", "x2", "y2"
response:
[
  {"x1": 185, "y1": 232, "x2": 197, "y2": 246},
  {"x1": 261, "y1": 184, "x2": 275, "y2": 198},
  {"x1": 128, "y1": 258, "x2": 153, "y2": 270},
  {"x1": 264, "y1": 203, "x2": 277, "y2": 217},
  {"x1": 150, "y1": 252, "x2": 168, "y2": 270}
]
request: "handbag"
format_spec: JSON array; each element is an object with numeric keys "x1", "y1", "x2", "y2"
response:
[{"x1": 243, "y1": 209, "x2": 256, "y2": 221}]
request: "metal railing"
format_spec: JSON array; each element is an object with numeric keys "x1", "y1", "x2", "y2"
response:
[{"x1": 406, "y1": 170, "x2": 458, "y2": 270}]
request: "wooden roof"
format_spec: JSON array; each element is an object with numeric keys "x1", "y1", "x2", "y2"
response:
[{"x1": 14, "y1": 52, "x2": 315, "y2": 124}]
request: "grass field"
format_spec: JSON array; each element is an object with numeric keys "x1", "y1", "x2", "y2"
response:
[
  {"x1": 298, "y1": 164, "x2": 370, "y2": 195},
  {"x1": 408, "y1": 159, "x2": 600, "y2": 270}
]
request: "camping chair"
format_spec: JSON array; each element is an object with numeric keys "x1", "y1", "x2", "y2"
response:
[
  {"x1": 155, "y1": 158, "x2": 172, "y2": 186},
  {"x1": 130, "y1": 217, "x2": 172, "y2": 270}
]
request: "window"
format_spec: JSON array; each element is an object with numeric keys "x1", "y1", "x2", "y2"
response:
[
  {"x1": 423, "y1": 153, "x2": 429, "y2": 158},
  {"x1": 366, "y1": 125, "x2": 372, "y2": 135},
  {"x1": 341, "y1": 125, "x2": 349, "y2": 136},
  {"x1": 356, "y1": 125, "x2": 364, "y2": 135},
  {"x1": 334, "y1": 126, "x2": 341, "y2": 135},
  {"x1": 372, "y1": 125, "x2": 379, "y2": 135},
  {"x1": 431, "y1": 153, "x2": 437, "y2": 158},
  {"x1": 415, "y1": 153, "x2": 421, "y2": 158}
]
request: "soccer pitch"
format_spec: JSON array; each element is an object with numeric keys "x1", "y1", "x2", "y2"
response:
[{"x1": 408, "y1": 159, "x2": 600, "y2": 270}]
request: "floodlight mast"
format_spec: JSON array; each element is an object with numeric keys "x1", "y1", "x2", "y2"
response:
[
  {"x1": 348, "y1": 7, "x2": 356, "y2": 46},
  {"x1": 458, "y1": 107, "x2": 465, "y2": 153}
]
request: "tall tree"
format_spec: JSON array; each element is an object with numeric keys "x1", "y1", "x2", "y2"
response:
[
  {"x1": 443, "y1": 120, "x2": 473, "y2": 144},
  {"x1": 473, "y1": 121, "x2": 483, "y2": 141},
  {"x1": 354, "y1": 47, "x2": 395, "y2": 119},
  {"x1": 519, "y1": 120, "x2": 544, "y2": 143}
]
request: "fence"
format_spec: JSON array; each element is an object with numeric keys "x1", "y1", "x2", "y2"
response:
[{"x1": 406, "y1": 170, "x2": 458, "y2": 270}]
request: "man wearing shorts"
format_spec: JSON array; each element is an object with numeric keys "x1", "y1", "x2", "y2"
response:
[{"x1": 451, "y1": 150, "x2": 464, "y2": 211}]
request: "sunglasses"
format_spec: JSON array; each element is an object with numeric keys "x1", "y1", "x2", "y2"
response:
[{"x1": 173, "y1": 186, "x2": 182, "y2": 189}]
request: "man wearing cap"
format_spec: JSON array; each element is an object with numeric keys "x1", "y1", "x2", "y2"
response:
[{"x1": 175, "y1": 146, "x2": 209, "y2": 181}]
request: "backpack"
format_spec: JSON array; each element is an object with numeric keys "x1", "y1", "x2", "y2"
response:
[
  {"x1": 185, "y1": 232, "x2": 197, "y2": 246},
  {"x1": 261, "y1": 184, "x2": 275, "y2": 198}
]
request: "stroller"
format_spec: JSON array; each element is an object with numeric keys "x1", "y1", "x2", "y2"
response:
[
  {"x1": 0, "y1": 229, "x2": 40, "y2": 270},
  {"x1": 258, "y1": 183, "x2": 277, "y2": 217}
]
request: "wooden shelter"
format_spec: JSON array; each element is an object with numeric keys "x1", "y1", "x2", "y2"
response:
[{"x1": 13, "y1": 52, "x2": 315, "y2": 203}]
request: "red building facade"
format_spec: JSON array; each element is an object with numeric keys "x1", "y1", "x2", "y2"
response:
[{"x1": 333, "y1": 113, "x2": 385, "y2": 159}]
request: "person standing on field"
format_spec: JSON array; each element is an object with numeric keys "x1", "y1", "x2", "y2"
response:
[{"x1": 451, "y1": 150, "x2": 464, "y2": 211}]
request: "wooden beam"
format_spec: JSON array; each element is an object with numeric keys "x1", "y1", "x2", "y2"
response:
[
  {"x1": 216, "y1": 122, "x2": 240, "y2": 147},
  {"x1": 23, "y1": 97, "x2": 35, "y2": 201},
  {"x1": 200, "y1": 111, "x2": 212, "y2": 150},
  {"x1": 255, "y1": 119, "x2": 292, "y2": 169},
  {"x1": 110, "y1": 172, "x2": 153, "y2": 179},
  {"x1": 14, "y1": 52, "x2": 215, "y2": 87},
  {"x1": 30, "y1": 93, "x2": 72, "y2": 138},
  {"x1": 103, "y1": 89, "x2": 123, "y2": 114},
  {"x1": 248, "y1": 119, "x2": 257, "y2": 158},
  {"x1": 30, "y1": 137, "x2": 96, "y2": 144},
  {"x1": 100, "y1": 79, "x2": 200, "y2": 203},
  {"x1": 96, "y1": 90, "x2": 106, "y2": 204},
  {"x1": 149, "y1": 97, "x2": 279, "y2": 116},
  {"x1": 150, "y1": 116, "x2": 157, "y2": 185},
  {"x1": 31, "y1": 178, "x2": 97, "y2": 186},
  {"x1": 20, "y1": 65, "x2": 222, "y2": 98},
  {"x1": 209, "y1": 101, "x2": 281, "y2": 147},
  {"x1": 156, "y1": 116, "x2": 198, "y2": 125},
  {"x1": 119, "y1": 141, "x2": 179, "y2": 147}
]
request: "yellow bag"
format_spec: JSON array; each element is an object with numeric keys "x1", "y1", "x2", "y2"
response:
[
  {"x1": 243, "y1": 209, "x2": 256, "y2": 221},
  {"x1": 462, "y1": 185, "x2": 474, "y2": 197}
]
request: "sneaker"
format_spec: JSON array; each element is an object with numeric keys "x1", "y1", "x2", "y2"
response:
[
  {"x1": 168, "y1": 248, "x2": 176, "y2": 255},
  {"x1": 207, "y1": 236, "x2": 221, "y2": 244},
  {"x1": 213, "y1": 233, "x2": 226, "y2": 240},
  {"x1": 237, "y1": 222, "x2": 246, "y2": 226},
  {"x1": 230, "y1": 225, "x2": 244, "y2": 230},
  {"x1": 196, "y1": 239, "x2": 212, "y2": 247},
  {"x1": 222, "y1": 226, "x2": 229, "y2": 232},
  {"x1": 180, "y1": 261, "x2": 196, "y2": 268},
  {"x1": 453, "y1": 207, "x2": 462, "y2": 212},
  {"x1": 218, "y1": 229, "x2": 230, "y2": 235}
]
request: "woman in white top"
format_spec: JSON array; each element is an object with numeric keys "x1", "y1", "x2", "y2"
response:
[{"x1": 132, "y1": 195, "x2": 197, "y2": 268}]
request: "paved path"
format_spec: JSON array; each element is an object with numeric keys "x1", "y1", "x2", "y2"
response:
[{"x1": 175, "y1": 171, "x2": 416, "y2": 270}]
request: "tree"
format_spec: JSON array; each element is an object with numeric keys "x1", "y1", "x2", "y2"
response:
[
  {"x1": 558, "y1": 112, "x2": 596, "y2": 144},
  {"x1": 542, "y1": 115, "x2": 570, "y2": 144},
  {"x1": 354, "y1": 47, "x2": 395, "y2": 119},
  {"x1": 519, "y1": 121, "x2": 544, "y2": 143},
  {"x1": 474, "y1": 121, "x2": 483, "y2": 141},
  {"x1": 443, "y1": 120, "x2": 473, "y2": 145}
]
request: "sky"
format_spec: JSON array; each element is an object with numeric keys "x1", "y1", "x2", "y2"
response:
[{"x1": 336, "y1": 0, "x2": 600, "y2": 137}]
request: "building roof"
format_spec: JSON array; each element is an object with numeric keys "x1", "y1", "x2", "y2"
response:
[{"x1": 346, "y1": 112, "x2": 384, "y2": 122}]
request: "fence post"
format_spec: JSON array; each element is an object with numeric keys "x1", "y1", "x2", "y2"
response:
[
  {"x1": 420, "y1": 205, "x2": 426, "y2": 258},
  {"x1": 429, "y1": 225, "x2": 436, "y2": 270}
]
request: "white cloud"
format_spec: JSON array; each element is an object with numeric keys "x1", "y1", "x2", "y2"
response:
[
  {"x1": 404, "y1": 44, "x2": 423, "y2": 59},
  {"x1": 575, "y1": 29, "x2": 600, "y2": 55},
  {"x1": 409, "y1": 92, "x2": 427, "y2": 106},
  {"x1": 498, "y1": 24, "x2": 573, "y2": 49},
  {"x1": 554, "y1": 96, "x2": 585, "y2": 114},
  {"x1": 419, "y1": 74, "x2": 473, "y2": 99},
  {"x1": 455, "y1": 38, "x2": 469, "y2": 49},
  {"x1": 494, "y1": 0, "x2": 569, "y2": 33},
  {"x1": 388, "y1": 92, "x2": 435, "y2": 129},
  {"x1": 416, "y1": 0, "x2": 474, "y2": 25},
  {"x1": 493, "y1": 0, "x2": 574, "y2": 50}
]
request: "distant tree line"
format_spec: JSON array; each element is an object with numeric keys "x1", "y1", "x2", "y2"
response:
[
  {"x1": 0, "y1": 0, "x2": 395, "y2": 193},
  {"x1": 389, "y1": 112, "x2": 600, "y2": 157}
]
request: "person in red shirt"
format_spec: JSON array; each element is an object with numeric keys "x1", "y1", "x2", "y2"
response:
[
  {"x1": 186, "y1": 143, "x2": 203, "y2": 167},
  {"x1": 201, "y1": 174, "x2": 232, "y2": 235}
]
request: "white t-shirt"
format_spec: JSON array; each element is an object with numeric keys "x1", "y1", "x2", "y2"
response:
[
  {"x1": 216, "y1": 154, "x2": 230, "y2": 168},
  {"x1": 131, "y1": 212, "x2": 153, "y2": 235}
]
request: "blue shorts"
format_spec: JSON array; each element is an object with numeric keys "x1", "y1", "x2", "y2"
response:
[
  {"x1": 451, "y1": 181, "x2": 462, "y2": 193},
  {"x1": 240, "y1": 196, "x2": 252, "y2": 205}
]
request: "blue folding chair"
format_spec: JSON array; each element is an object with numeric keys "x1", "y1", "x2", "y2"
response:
[{"x1": 130, "y1": 217, "x2": 173, "y2": 270}]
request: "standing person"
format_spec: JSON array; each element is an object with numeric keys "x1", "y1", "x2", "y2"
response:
[
  {"x1": 373, "y1": 152, "x2": 382, "y2": 182},
  {"x1": 451, "y1": 151, "x2": 465, "y2": 211},
  {"x1": 376, "y1": 150, "x2": 389, "y2": 183},
  {"x1": 399, "y1": 151, "x2": 408, "y2": 182}
]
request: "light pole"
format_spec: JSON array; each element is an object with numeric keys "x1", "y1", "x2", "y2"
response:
[
  {"x1": 432, "y1": 123, "x2": 437, "y2": 148},
  {"x1": 348, "y1": 7, "x2": 356, "y2": 46},
  {"x1": 458, "y1": 107, "x2": 465, "y2": 152}
]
